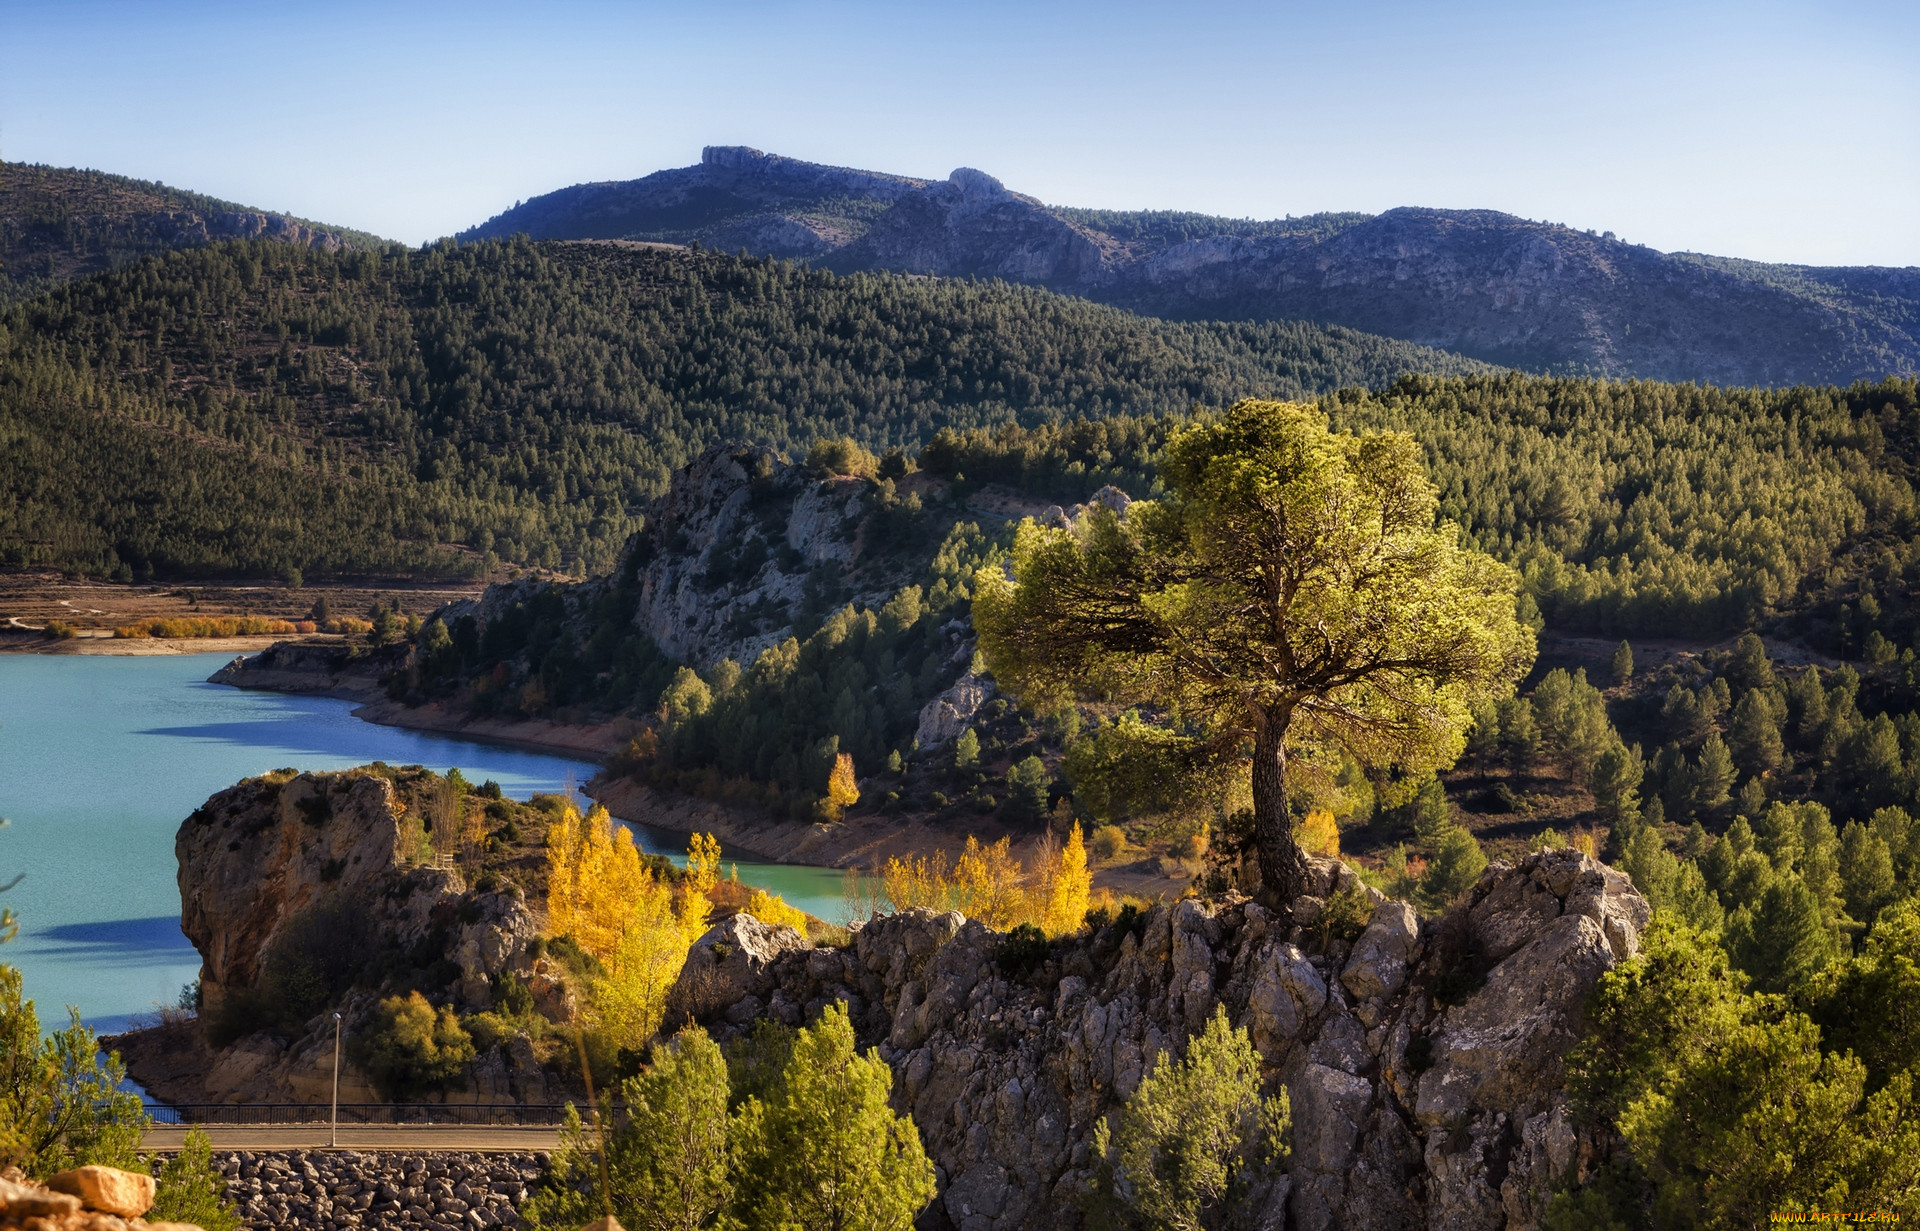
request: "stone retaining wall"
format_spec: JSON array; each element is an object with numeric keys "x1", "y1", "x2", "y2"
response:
[{"x1": 195, "y1": 1151, "x2": 544, "y2": 1230}]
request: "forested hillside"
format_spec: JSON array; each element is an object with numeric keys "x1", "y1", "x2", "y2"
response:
[
  {"x1": 0, "y1": 162, "x2": 380, "y2": 304},
  {"x1": 0, "y1": 237, "x2": 1484, "y2": 580},
  {"x1": 380, "y1": 374, "x2": 1920, "y2": 832},
  {"x1": 466, "y1": 147, "x2": 1920, "y2": 387}
]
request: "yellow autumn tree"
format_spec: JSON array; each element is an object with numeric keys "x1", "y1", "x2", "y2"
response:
[
  {"x1": 590, "y1": 870, "x2": 695, "y2": 1051},
  {"x1": 685, "y1": 832, "x2": 721, "y2": 898},
  {"x1": 1297, "y1": 810, "x2": 1340, "y2": 859},
  {"x1": 546, "y1": 804, "x2": 714, "y2": 1049},
  {"x1": 545, "y1": 803, "x2": 650, "y2": 960},
  {"x1": 881, "y1": 850, "x2": 957, "y2": 914},
  {"x1": 1042, "y1": 823, "x2": 1092, "y2": 936},
  {"x1": 824, "y1": 752, "x2": 860, "y2": 820},
  {"x1": 955, "y1": 836, "x2": 1026, "y2": 929}
]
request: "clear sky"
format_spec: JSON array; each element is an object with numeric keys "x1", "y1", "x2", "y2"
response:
[{"x1": 3, "y1": 0, "x2": 1915, "y2": 265}]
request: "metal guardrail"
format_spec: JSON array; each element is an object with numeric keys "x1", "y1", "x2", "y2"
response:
[{"x1": 144, "y1": 1102, "x2": 573, "y2": 1127}]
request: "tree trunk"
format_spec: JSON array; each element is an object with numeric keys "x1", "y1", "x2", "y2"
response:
[{"x1": 1251, "y1": 705, "x2": 1313, "y2": 904}]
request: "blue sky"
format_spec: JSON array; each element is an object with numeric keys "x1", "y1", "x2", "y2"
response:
[{"x1": 4, "y1": 0, "x2": 1915, "y2": 264}]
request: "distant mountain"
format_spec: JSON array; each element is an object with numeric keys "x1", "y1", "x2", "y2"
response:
[
  {"x1": 0, "y1": 162, "x2": 384, "y2": 303},
  {"x1": 463, "y1": 147, "x2": 1920, "y2": 387}
]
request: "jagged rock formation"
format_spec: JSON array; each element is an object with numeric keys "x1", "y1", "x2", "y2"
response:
[
  {"x1": 146, "y1": 769, "x2": 553, "y2": 1105},
  {"x1": 668, "y1": 850, "x2": 1650, "y2": 1231},
  {"x1": 463, "y1": 148, "x2": 1920, "y2": 386}
]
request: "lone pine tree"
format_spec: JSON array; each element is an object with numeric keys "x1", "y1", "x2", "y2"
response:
[{"x1": 976, "y1": 399, "x2": 1532, "y2": 902}]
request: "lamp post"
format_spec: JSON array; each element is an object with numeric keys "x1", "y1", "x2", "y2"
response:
[{"x1": 330, "y1": 1012, "x2": 342, "y2": 1148}]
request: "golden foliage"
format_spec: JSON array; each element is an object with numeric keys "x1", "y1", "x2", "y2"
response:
[
  {"x1": 954, "y1": 836, "x2": 1027, "y2": 929},
  {"x1": 686, "y1": 831, "x2": 722, "y2": 898},
  {"x1": 544, "y1": 807, "x2": 720, "y2": 1050},
  {"x1": 744, "y1": 888, "x2": 810, "y2": 933},
  {"x1": 880, "y1": 829, "x2": 1096, "y2": 937},
  {"x1": 544, "y1": 803, "x2": 652, "y2": 960},
  {"x1": 114, "y1": 615, "x2": 303, "y2": 639},
  {"x1": 590, "y1": 873, "x2": 698, "y2": 1052},
  {"x1": 824, "y1": 752, "x2": 860, "y2": 819},
  {"x1": 1297, "y1": 810, "x2": 1341, "y2": 858},
  {"x1": 1043, "y1": 823, "x2": 1093, "y2": 936}
]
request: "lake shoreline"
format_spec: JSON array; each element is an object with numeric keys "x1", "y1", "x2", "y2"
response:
[
  {"x1": 210, "y1": 643, "x2": 1175, "y2": 892},
  {"x1": 0, "y1": 630, "x2": 297, "y2": 656}
]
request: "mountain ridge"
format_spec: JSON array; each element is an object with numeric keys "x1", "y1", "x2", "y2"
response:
[
  {"x1": 462, "y1": 146, "x2": 1920, "y2": 387},
  {"x1": 0, "y1": 161, "x2": 385, "y2": 304}
]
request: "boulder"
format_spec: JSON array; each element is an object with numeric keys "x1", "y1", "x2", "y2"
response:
[
  {"x1": 668, "y1": 913, "x2": 813, "y2": 1025},
  {"x1": 1341, "y1": 900, "x2": 1421, "y2": 1004},
  {"x1": 45, "y1": 1166, "x2": 156, "y2": 1218},
  {"x1": 915, "y1": 672, "x2": 992, "y2": 749}
]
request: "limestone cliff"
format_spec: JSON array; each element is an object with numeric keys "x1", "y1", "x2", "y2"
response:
[
  {"x1": 668, "y1": 850, "x2": 1649, "y2": 1231},
  {"x1": 137, "y1": 769, "x2": 557, "y2": 1106}
]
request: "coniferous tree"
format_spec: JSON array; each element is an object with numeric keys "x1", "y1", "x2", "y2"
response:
[
  {"x1": 1728, "y1": 689, "x2": 1785, "y2": 777},
  {"x1": 1610, "y1": 640, "x2": 1634, "y2": 687},
  {"x1": 1094, "y1": 1006, "x2": 1289, "y2": 1231},
  {"x1": 1728, "y1": 878, "x2": 1835, "y2": 994},
  {"x1": 1839, "y1": 822, "x2": 1898, "y2": 927},
  {"x1": 1691, "y1": 736, "x2": 1737, "y2": 820},
  {"x1": 736, "y1": 1002, "x2": 934, "y2": 1231},
  {"x1": 977, "y1": 400, "x2": 1531, "y2": 901},
  {"x1": 1591, "y1": 743, "x2": 1645, "y2": 829}
]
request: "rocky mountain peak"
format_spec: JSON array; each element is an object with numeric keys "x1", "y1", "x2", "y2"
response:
[
  {"x1": 948, "y1": 166, "x2": 1012, "y2": 203},
  {"x1": 702, "y1": 144, "x2": 770, "y2": 168}
]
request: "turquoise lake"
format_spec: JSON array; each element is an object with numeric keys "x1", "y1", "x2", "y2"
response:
[{"x1": 0, "y1": 652, "x2": 847, "y2": 1034}]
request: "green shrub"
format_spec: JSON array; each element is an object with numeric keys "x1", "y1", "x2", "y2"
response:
[
  {"x1": 1318, "y1": 886, "x2": 1375, "y2": 945},
  {"x1": 997, "y1": 923, "x2": 1050, "y2": 979},
  {"x1": 0, "y1": 965, "x2": 148, "y2": 1174},
  {"x1": 148, "y1": 1125, "x2": 241, "y2": 1231},
  {"x1": 1090, "y1": 825, "x2": 1128, "y2": 863},
  {"x1": 1092, "y1": 1006, "x2": 1289, "y2": 1229},
  {"x1": 353, "y1": 991, "x2": 474, "y2": 1100}
]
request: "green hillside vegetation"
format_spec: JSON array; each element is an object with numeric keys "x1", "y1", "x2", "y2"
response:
[
  {"x1": 0, "y1": 161, "x2": 383, "y2": 304},
  {"x1": 0, "y1": 236, "x2": 1486, "y2": 580},
  {"x1": 1451, "y1": 631, "x2": 1920, "y2": 1223},
  {"x1": 1049, "y1": 206, "x2": 1371, "y2": 248},
  {"x1": 398, "y1": 375, "x2": 1920, "y2": 829}
]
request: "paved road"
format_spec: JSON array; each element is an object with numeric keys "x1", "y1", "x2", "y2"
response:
[{"x1": 142, "y1": 1125, "x2": 561, "y2": 1152}]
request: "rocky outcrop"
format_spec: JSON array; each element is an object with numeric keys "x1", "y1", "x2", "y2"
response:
[
  {"x1": 914, "y1": 670, "x2": 993, "y2": 749},
  {"x1": 667, "y1": 850, "x2": 1649, "y2": 1231},
  {"x1": 206, "y1": 640, "x2": 400, "y2": 698},
  {"x1": 624, "y1": 446, "x2": 907, "y2": 668},
  {"x1": 159, "y1": 770, "x2": 545, "y2": 1104}
]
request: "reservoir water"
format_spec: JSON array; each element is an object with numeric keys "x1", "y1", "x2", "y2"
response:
[{"x1": 0, "y1": 652, "x2": 847, "y2": 1033}]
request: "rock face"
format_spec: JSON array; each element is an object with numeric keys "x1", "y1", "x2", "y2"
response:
[
  {"x1": 460, "y1": 149, "x2": 1920, "y2": 386},
  {"x1": 168, "y1": 770, "x2": 543, "y2": 1104},
  {"x1": 668, "y1": 850, "x2": 1649, "y2": 1231},
  {"x1": 620, "y1": 444, "x2": 966, "y2": 671},
  {"x1": 914, "y1": 671, "x2": 993, "y2": 749}
]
